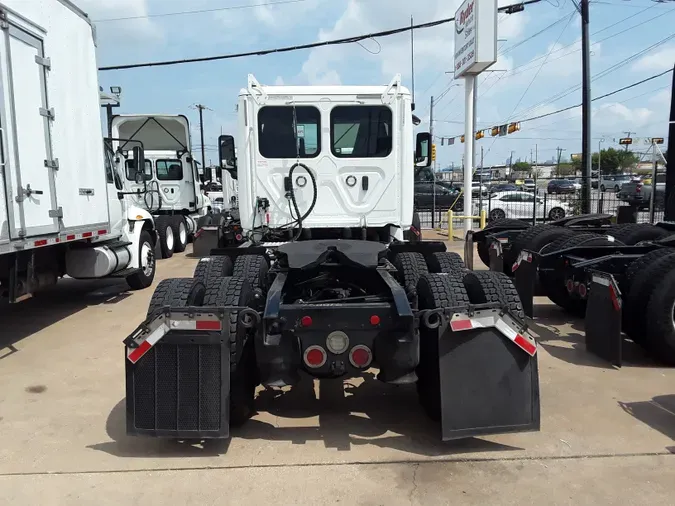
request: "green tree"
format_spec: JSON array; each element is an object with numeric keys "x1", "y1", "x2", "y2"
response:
[
  {"x1": 572, "y1": 148, "x2": 639, "y2": 174},
  {"x1": 512, "y1": 161, "x2": 531, "y2": 172},
  {"x1": 556, "y1": 163, "x2": 576, "y2": 176}
]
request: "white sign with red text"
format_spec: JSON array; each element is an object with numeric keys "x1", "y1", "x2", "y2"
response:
[{"x1": 454, "y1": 0, "x2": 498, "y2": 77}]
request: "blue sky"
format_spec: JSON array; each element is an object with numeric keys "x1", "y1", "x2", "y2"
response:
[{"x1": 84, "y1": 0, "x2": 674, "y2": 168}]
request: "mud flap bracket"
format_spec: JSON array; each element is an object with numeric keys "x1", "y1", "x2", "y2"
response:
[
  {"x1": 513, "y1": 250, "x2": 539, "y2": 318},
  {"x1": 585, "y1": 271, "x2": 623, "y2": 367}
]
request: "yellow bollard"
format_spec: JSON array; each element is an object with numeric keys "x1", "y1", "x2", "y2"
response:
[
  {"x1": 479, "y1": 209, "x2": 487, "y2": 230},
  {"x1": 448, "y1": 210, "x2": 454, "y2": 239}
]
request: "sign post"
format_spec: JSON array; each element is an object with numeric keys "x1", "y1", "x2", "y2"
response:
[{"x1": 454, "y1": 0, "x2": 497, "y2": 232}]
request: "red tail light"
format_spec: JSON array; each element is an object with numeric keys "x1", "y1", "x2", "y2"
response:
[
  {"x1": 301, "y1": 315, "x2": 313, "y2": 327},
  {"x1": 235, "y1": 233, "x2": 243, "y2": 241},
  {"x1": 304, "y1": 346, "x2": 326, "y2": 368},
  {"x1": 370, "y1": 315, "x2": 380, "y2": 326},
  {"x1": 349, "y1": 345, "x2": 373, "y2": 368}
]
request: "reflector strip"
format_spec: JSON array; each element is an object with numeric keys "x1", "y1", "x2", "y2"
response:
[
  {"x1": 514, "y1": 334, "x2": 537, "y2": 356},
  {"x1": 450, "y1": 319, "x2": 474, "y2": 331},
  {"x1": 34, "y1": 240, "x2": 47, "y2": 246},
  {"x1": 495, "y1": 318, "x2": 537, "y2": 357},
  {"x1": 127, "y1": 340, "x2": 152, "y2": 364},
  {"x1": 66, "y1": 235, "x2": 76, "y2": 241},
  {"x1": 126, "y1": 323, "x2": 169, "y2": 363},
  {"x1": 608, "y1": 284, "x2": 621, "y2": 312},
  {"x1": 82, "y1": 232, "x2": 93, "y2": 238},
  {"x1": 196, "y1": 320, "x2": 222, "y2": 331}
]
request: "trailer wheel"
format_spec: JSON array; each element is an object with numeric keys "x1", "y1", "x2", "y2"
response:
[
  {"x1": 203, "y1": 277, "x2": 258, "y2": 425},
  {"x1": 146, "y1": 278, "x2": 206, "y2": 318},
  {"x1": 605, "y1": 223, "x2": 670, "y2": 245},
  {"x1": 171, "y1": 216, "x2": 188, "y2": 253},
  {"x1": 462, "y1": 271, "x2": 524, "y2": 319},
  {"x1": 156, "y1": 216, "x2": 175, "y2": 259},
  {"x1": 624, "y1": 254, "x2": 675, "y2": 345},
  {"x1": 416, "y1": 273, "x2": 469, "y2": 420},
  {"x1": 427, "y1": 251, "x2": 465, "y2": 273},
  {"x1": 233, "y1": 254, "x2": 269, "y2": 291},
  {"x1": 126, "y1": 230, "x2": 156, "y2": 290},
  {"x1": 644, "y1": 268, "x2": 675, "y2": 365},
  {"x1": 393, "y1": 252, "x2": 429, "y2": 298},
  {"x1": 193, "y1": 255, "x2": 234, "y2": 285},
  {"x1": 505, "y1": 224, "x2": 574, "y2": 273}
]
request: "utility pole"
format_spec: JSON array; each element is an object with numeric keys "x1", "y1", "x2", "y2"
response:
[
  {"x1": 666, "y1": 63, "x2": 675, "y2": 221},
  {"x1": 556, "y1": 147, "x2": 566, "y2": 176},
  {"x1": 190, "y1": 104, "x2": 211, "y2": 173},
  {"x1": 430, "y1": 95, "x2": 436, "y2": 228},
  {"x1": 410, "y1": 16, "x2": 415, "y2": 109},
  {"x1": 623, "y1": 131, "x2": 635, "y2": 152},
  {"x1": 579, "y1": 0, "x2": 592, "y2": 214}
]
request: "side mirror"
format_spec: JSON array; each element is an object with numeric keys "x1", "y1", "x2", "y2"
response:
[
  {"x1": 132, "y1": 145, "x2": 145, "y2": 184},
  {"x1": 415, "y1": 132, "x2": 431, "y2": 168},
  {"x1": 219, "y1": 134, "x2": 237, "y2": 170},
  {"x1": 204, "y1": 167, "x2": 212, "y2": 182},
  {"x1": 215, "y1": 167, "x2": 223, "y2": 181}
]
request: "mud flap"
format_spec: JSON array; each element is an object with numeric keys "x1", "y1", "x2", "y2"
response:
[
  {"x1": 464, "y1": 230, "x2": 474, "y2": 271},
  {"x1": 513, "y1": 250, "x2": 539, "y2": 318},
  {"x1": 488, "y1": 238, "x2": 504, "y2": 273},
  {"x1": 192, "y1": 225, "x2": 220, "y2": 257},
  {"x1": 124, "y1": 308, "x2": 235, "y2": 438},
  {"x1": 435, "y1": 308, "x2": 540, "y2": 440},
  {"x1": 585, "y1": 271, "x2": 623, "y2": 367}
]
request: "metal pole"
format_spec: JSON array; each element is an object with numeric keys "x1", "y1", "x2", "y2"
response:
[
  {"x1": 410, "y1": 16, "x2": 415, "y2": 107},
  {"x1": 463, "y1": 75, "x2": 475, "y2": 233},
  {"x1": 580, "y1": 0, "x2": 592, "y2": 214},
  {"x1": 649, "y1": 140, "x2": 657, "y2": 223},
  {"x1": 106, "y1": 104, "x2": 113, "y2": 138},
  {"x1": 665, "y1": 64, "x2": 675, "y2": 221},
  {"x1": 430, "y1": 95, "x2": 436, "y2": 228},
  {"x1": 197, "y1": 105, "x2": 206, "y2": 172},
  {"x1": 479, "y1": 145, "x2": 484, "y2": 215},
  {"x1": 598, "y1": 139, "x2": 602, "y2": 173}
]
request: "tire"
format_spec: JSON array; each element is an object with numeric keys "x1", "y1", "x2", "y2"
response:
[
  {"x1": 505, "y1": 224, "x2": 574, "y2": 273},
  {"x1": 193, "y1": 255, "x2": 234, "y2": 285},
  {"x1": 171, "y1": 216, "x2": 188, "y2": 253},
  {"x1": 540, "y1": 233, "x2": 619, "y2": 315},
  {"x1": 126, "y1": 230, "x2": 156, "y2": 290},
  {"x1": 462, "y1": 271, "x2": 524, "y2": 319},
  {"x1": 232, "y1": 254, "x2": 269, "y2": 290},
  {"x1": 622, "y1": 248, "x2": 675, "y2": 295},
  {"x1": 477, "y1": 219, "x2": 529, "y2": 269},
  {"x1": 644, "y1": 268, "x2": 675, "y2": 364},
  {"x1": 489, "y1": 208, "x2": 506, "y2": 221},
  {"x1": 146, "y1": 278, "x2": 206, "y2": 318},
  {"x1": 427, "y1": 251, "x2": 465, "y2": 273},
  {"x1": 614, "y1": 185, "x2": 620, "y2": 192},
  {"x1": 600, "y1": 185, "x2": 606, "y2": 192},
  {"x1": 416, "y1": 272, "x2": 469, "y2": 420},
  {"x1": 393, "y1": 252, "x2": 429, "y2": 297},
  {"x1": 605, "y1": 223, "x2": 670, "y2": 246},
  {"x1": 203, "y1": 276, "x2": 258, "y2": 425},
  {"x1": 156, "y1": 216, "x2": 175, "y2": 259},
  {"x1": 624, "y1": 254, "x2": 675, "y2": 345},
  {"x1": 548, "y1": 207, "x2": 566, "y2": 221}
]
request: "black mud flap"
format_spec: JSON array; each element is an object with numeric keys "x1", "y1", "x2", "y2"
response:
[
  {"x1": 464, "y1": 230, "x2": 474, "y2": 270},
  {"x1": 124, "y1": 308, "x2": 234, "y2": 439},
  {"x1": 488, "y1": 238, "x2": 504, "y2": 273},
  {"x1": 513, "y1": 250, "x2": 539, "y2": 318},
  {"x1": 436, "y1": 308, "x2": 540, "y2": 440},
  {"x1": 192, "y1": 226, "x2": 221, "y2": 257},
  {"x1": 585, "y1": 271, "x2": 623, "y2": 367}
]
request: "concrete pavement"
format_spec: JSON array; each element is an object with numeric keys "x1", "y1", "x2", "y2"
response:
[{"x1": 1, "y1": 243, "x2": 674, "y2": 504}]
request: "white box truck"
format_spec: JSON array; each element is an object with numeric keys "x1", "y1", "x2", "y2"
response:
[
  {"x1": 0, "y1": 0, "x2": 157, "y2": 302},
  {"x1": 111, "y1": 114, "x2": 218, "y2": 258}
]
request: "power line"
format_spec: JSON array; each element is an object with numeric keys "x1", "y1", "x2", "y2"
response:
[
  {"x1": 93, "y1": 0, "x2": 308, "y2": 22},
  {"x1": 99, "y1": 0, "x2": 543, "y2": 71}
]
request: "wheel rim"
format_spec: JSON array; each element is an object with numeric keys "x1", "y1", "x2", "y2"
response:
[
  {"x1": 179, "y1": 221, "x2": 187, "y2": 244},
  {"x1": 490, "y1": 209, "x2": 505, "y2": 220},
  {"x1": 166, "y1": 226, "x2": 174, "y2": 251},
  {"x1": 550, "y1": 208, "x2": 564, "y2": 220},
  {"x1": 141, "y1": 241, "x2": 155, "y2": 277}
]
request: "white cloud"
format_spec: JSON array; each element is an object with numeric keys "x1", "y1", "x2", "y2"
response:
[
  {"x1": 631, "y1": 45, "x2": 675, "y2": 73},
  {"x1": 79, "y1": 0, "x2": 163, "y2": 44},
  {"x1": 593, "y1": 102, "x2": 653, "y2": 128},
  {"x1": 274, "y1": 76, "x2": 286, "y2": 85}
]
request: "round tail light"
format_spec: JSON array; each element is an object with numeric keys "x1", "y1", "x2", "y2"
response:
[
  {"x1": 349, "y1": 345, "x2": 372, "y2": 369},
  {"x1": 326, "y1": 331, "x2": 349, "y2": 354},
  {"x1": 304, "y1": 346, "x2": 326, "y2": 368},
  {"x1": 566, "y1": 279, "x2": 574, "y2": 293}
]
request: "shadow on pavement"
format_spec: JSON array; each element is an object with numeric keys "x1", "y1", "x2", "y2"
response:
[
  {"x1": 530, "y1": 304, "x2": 661, "y2": 369},
  {"x1": 92, "y1": 372, "x2": 522, "y2": 459},
  {"x1": 0, "y1": 278, "x2": 132, "y2": 357},
  {"x1": 619, "y1": 395, "x2": 675, "y2": 444}
]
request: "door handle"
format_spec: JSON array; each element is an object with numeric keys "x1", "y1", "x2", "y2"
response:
[
  {"x1": 15, "y1": 184, "x2": 43, "y2": 202},
  {"x1": 362, "y1": 175, "x2": 369, "y2": 191}
]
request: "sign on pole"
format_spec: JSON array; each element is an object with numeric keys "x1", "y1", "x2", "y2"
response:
[{"x1": 454, "y1": 0, "x2": 498, "y2": 77}]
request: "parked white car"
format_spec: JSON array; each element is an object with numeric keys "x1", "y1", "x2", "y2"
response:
[{"x1": 479, "y1": 191, "x2": 570, "y2": 221}]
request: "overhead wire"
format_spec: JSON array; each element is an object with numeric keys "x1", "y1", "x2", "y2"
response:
[{"x1": 98, "y1": 0, "x2": 543, "y2": 71}]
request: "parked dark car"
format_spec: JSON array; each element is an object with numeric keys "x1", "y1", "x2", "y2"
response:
[
  {"x1": 414, "y1": 182, "x2": 463, "y2": 211},
  {"x1": 547, "y1": 179, "x2": 577, "y2": 194}
]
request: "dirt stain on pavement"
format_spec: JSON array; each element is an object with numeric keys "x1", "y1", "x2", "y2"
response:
[{"x1": 25, "y1": 385, "x2": 47, "y2": 394}]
